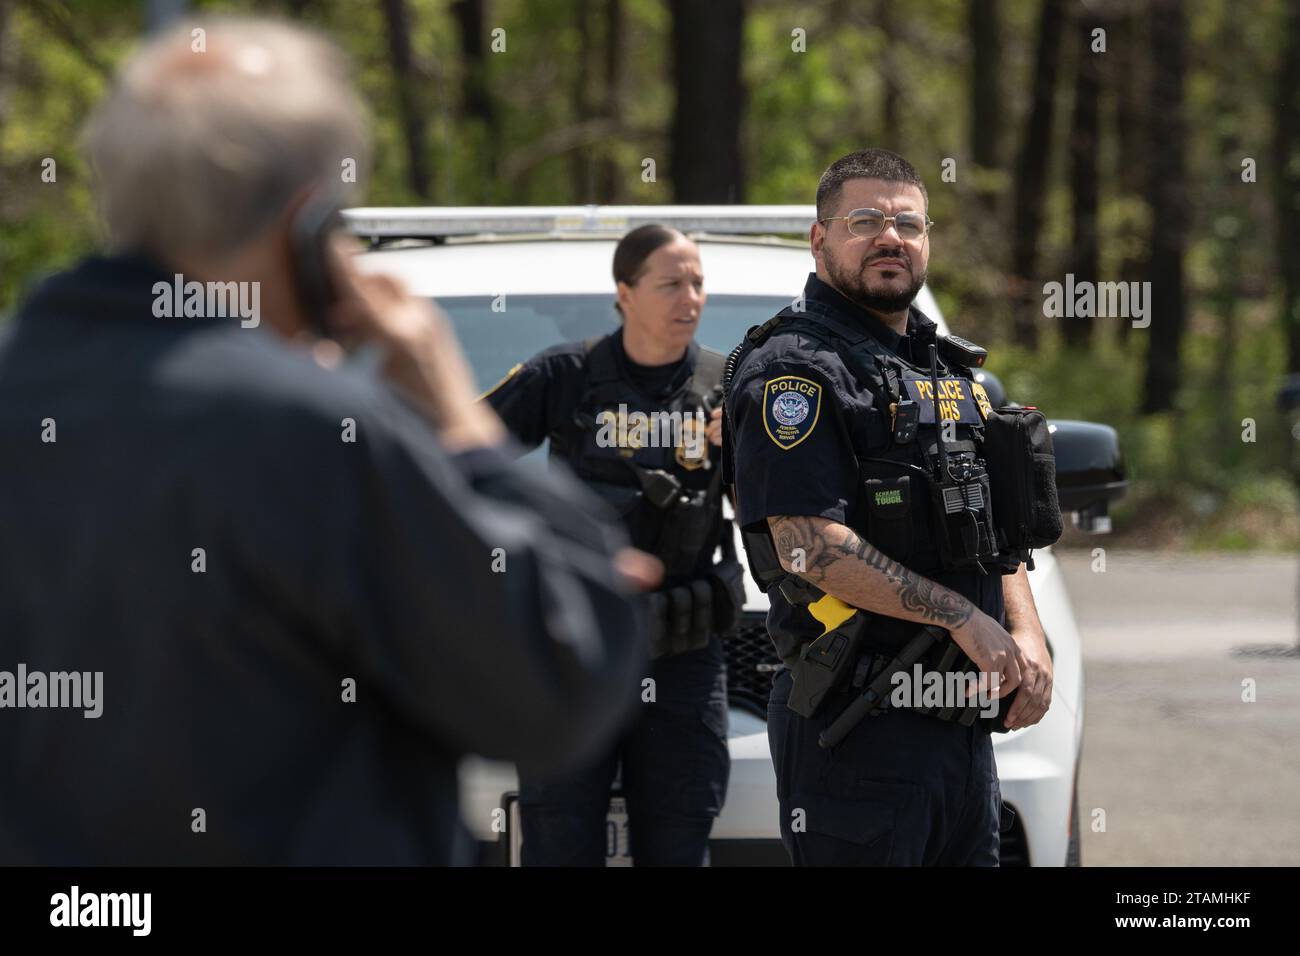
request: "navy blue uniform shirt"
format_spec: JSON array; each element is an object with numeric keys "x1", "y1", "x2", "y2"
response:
[
  {"x1": 728, "y1": 273, "x2": 1004, "y2": 663},
  {"x1": 484, "y1": 330, "x2": 701, "y2": 452}
]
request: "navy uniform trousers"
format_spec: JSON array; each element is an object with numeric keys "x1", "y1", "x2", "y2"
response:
[
  {"x1": 519, "y1": 636, "x2": 730, "y2": 866},
  {"x1": 768, "y1": 668, "x2": 1002, "y2": 866}
]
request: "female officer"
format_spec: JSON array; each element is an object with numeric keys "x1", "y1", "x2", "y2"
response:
[{"x1": 483, "y1": 224, "x2": 739, "y2": 866}]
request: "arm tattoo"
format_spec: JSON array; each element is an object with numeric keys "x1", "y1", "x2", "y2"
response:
[{"x1": 769, "y1": 516, "x2": 974, "y2": 629}]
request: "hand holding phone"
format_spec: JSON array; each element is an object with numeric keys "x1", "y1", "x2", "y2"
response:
[
  {"x1": 322, "y1": 239, "x2": 505, "y2": 451},
  {"x1": 289, "y1": 193, "x2": 344, "y2": 338}
]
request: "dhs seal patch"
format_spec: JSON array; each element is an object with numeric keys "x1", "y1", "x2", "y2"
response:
[{"x1": 764, "y1": 375, "x2": 822, "y2": 449}]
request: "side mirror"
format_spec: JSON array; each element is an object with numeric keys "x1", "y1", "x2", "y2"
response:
[
  {"x1": 1279, "y1": 374, "x2": 1300, "y2": 476},
  {"x1": 1050, "y1": 420, "x2": 1127, "y2": 533}
]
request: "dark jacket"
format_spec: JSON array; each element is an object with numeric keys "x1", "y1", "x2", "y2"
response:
[{"x1": 0, "y1": 255, "x2": 646, "y2": 865}]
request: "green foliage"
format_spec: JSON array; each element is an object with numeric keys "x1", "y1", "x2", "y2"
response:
[
  {"x1": 0, "y1": 1, "x2": 129, "y2": 308},
  {"x1": 1, "y1": 0, "x2": 1296, "y2": 547},
  {"x1": 993, "y1": 295, "x2": 1298, "y2": 549}
]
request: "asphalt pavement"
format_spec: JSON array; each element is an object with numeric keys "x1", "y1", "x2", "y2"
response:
[{"x1": 1056, "y1": 548, "x2": 1300, "y2": 866}]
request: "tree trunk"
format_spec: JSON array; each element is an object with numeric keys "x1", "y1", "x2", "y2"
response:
[
  {"x1": 451, "y1": 0, "x2": 498, "y2": 190},
  {"x1": 669, "y1": 0, "x2": 745, "y2": 203},
  {"x1": 1010, "y1": 0, "x2": 1066, "y2": 348},
  {"x1": 1274, "y1": 1, "x2": 1300, "y2": 375},
  {"x1": 1108, "y1": 3, "x2": 1149, "y2": 346},
  {"x1": 0, "y1": 0, "x2": 12, "y2": 153},
  {"x1": 598, "y1": 0, "x2": 623, "y2": 203},
  {"x1": 1064, "y1": 0, "x2": 1102, "y2": 349},
  {"x1": 1140, "y1": 0, "x2": 1189, "y2": 413},
  {"x1": 1211, "y1": 6, "x2": 1242, "y2": 456},
  {"x1": 969, "y1": 0, "x2": 1001, "y2": 172},
  {"x1": 877, "y1": 0, "x2": 901, "y2": 147},
  {"x1": 380, "y1": 0, "x2": 431, "y2": 200},
  {"x1": 572, "y1": 0, "x2": 594, "y2": 202}
]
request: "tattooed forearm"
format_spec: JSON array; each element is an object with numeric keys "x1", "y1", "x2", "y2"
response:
[
  {"x1": 770, "y1": 514, "x2": 871, "y2": 577},
  {"x1": 771, "y1": 515, "x2": 847, "y2": 576},
  {"x1": 768, "y1": 515, "x2": 975, "y2": 630},
  {"x1": 893, "y1": 571, "x2": 975, "y2": 628}
]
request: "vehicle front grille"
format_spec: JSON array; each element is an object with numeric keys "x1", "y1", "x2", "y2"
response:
[{"x1": 725, "y1": 612, "x2": 783, "y2": 718}]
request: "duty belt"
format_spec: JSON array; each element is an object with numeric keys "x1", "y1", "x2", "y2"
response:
[{"x1": 779, "y1": 575, "x2": 1017, "y2": 736}]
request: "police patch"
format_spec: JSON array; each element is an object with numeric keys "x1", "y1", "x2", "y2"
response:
[
  {"x1": 675, "y1": 413, "x2": 708, "y2": 470},
  {"x1": 901, "y1": 377, "x2": 981, "y2": 424},
  {"x1": 763, "y1": 375, "x2": 822, "y2": 449}
]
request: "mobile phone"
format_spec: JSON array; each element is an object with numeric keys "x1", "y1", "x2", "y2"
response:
[{"x1": 289, "y1": 192, "x2": 343, "y2": 337}]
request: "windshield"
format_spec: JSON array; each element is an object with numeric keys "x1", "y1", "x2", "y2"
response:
[{"x1": 435, "y1": 294, "x2": 793, "y2": 389}]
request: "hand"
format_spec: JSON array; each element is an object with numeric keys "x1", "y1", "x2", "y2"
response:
[
  {"x1": 1000, "y1": 622, "x2": 1053, "y2": 730},
  {"x1": 706, "y1": 406, "x2": 724, "y2": 447},
  {"x1": 321, "y1": 236, "x2": 437, "y2": 349},
  {"x1": 324, "y1": 237, "x2": 504, "y2": 451},
  {"x1": 950, "y1": 609, "x2": 1022, "y2": 700},
  {"x1": 614, "y1": 548, "x2": 664, "y2": 593}
]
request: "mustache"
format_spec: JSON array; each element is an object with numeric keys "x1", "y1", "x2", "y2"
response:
[{"x1": 864, "y1": 250, "x2": 911, "y2": 269}]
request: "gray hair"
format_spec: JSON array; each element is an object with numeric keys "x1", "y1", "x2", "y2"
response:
[{"x1": 83, "y1": 17, "x2": 370, "y2": 260}]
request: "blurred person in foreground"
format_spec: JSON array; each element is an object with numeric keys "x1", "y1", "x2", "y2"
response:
[{"x1": 0, "y1": 17, "x2": 652, "y2": 865}]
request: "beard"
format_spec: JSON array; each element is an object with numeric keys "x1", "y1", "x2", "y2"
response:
[{"x1": 826, "y1": 250, "x2": 927, "y2": 314}]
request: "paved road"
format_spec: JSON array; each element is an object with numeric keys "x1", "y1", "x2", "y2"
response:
[{"x1": 1056, "y1": 549, "x2": 1300, "y2": 866}]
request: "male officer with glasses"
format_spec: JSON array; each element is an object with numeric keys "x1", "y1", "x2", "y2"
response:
[{"x1": 722, "y1": 148, "x2": 1053, "y2": 865}]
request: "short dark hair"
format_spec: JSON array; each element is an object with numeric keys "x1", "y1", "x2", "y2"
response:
[
  {"x1": 612, "y1": 224, "x2": 683, "y2": 315},
  {"x1": 815, "y1": 148, "x2": 928, "y2": 220}
]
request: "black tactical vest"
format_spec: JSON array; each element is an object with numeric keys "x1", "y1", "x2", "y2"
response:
[
  {"x1": 549, "y1": 333, "x2": 729, "y2": 581},
  {"x1": 724, "y1": 299, "x2": 1011, "y2": 582},
  {"x1": 722, "y1": 301, "x2": 1062, "y2": 729}
]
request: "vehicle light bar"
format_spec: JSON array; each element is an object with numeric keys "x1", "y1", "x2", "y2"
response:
[{"x1": 342, "y1": 205, "x2": 817, "y2": 240}]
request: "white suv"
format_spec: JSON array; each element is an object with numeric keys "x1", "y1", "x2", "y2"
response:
[{"x1": 350, "y1": 206, "x2": 1126, "y2": 867}]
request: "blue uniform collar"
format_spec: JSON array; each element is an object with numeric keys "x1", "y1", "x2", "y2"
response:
[
  {"x1": 801, "y1": 272, "x2": 938, "y2": 362},
  {"x1": 609, "y1": 326, "x2": 699, "y2": 399}
]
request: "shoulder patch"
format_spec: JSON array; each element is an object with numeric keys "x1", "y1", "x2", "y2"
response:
[
  {"x1": 480, "y1": 362, "x2": 523, "y2": 400},
  {"x1": 970, "y1": 381, "x2": 994, "y2": 419},
  {"x1": 763, "y1": 375, "x2": 822, "y2": 449}
]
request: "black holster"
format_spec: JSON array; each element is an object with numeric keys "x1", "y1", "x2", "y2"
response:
[{"x1": 786, "y1": 613, "x2": 866, "y2": 718}]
